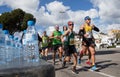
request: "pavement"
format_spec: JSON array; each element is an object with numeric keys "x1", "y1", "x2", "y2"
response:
[{"x1": 46, "y1": 48, "x2": 120, "y2": 77}]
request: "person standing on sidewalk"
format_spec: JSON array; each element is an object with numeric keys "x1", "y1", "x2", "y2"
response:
[{"x1": 61, "y1": 21, "x2": 78, "y2": 74}]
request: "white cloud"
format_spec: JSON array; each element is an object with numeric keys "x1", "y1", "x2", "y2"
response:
[
  {"x1": 67, "y1": 9, "x2": 98, "y2": 25},
  {"x1": 0, "y1": 0, "x2": 39, "y2": 12},
  {"x1": 1, "y1": 0, "x2": 119, "y2": 35},
  {"x1": 0, "y1": 0, "x2": 4, "y2": 5},
  {"x1": 91, "y1": 0, "x2": 120, "y2": 24},
  {"x1": 34, "y1": 1, "x2": 99, "y2": 33},
  {"x1": 107, "y1": 24, "x2": 120, "y2": 30}
]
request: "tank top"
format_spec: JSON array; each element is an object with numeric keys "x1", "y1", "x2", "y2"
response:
[
  {"x1": 84, "y1": 23, "x2": 93, "y2": 38},
  {"x1": 41, "y1": 35, "x2": 49, "y2": 47},
  {"x1": 64, "y1": 31, "x2": 75, "y2": 45},
  {"x1": 52, "y1": 31, "x2": 62, "y2": 45}
]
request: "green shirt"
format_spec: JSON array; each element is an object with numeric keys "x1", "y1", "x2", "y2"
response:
[
  {"x1": 41, "y1": 35, "x2": 49, "y2": 47},
  {"x1": 52, "y1": 31, "x2": 62, "y2": 45},
  {"x1": 64, "y1": 31, "x2": 75, "y2": 45}
]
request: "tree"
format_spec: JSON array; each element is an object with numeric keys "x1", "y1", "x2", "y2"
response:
[
  {"x1": 0, "y1": 8, "x2": 36, "y2": 34},
  {"x1": 21, "y1": 13, "x2": 36, "y2": 31}
]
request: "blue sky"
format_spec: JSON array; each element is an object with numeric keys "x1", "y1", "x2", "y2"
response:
[
  {"x1": 0, "y1": 5, "x2": 11, "y2": 13},
  {"x1": 0, "y1": 0, "x2": 93, "y2": 13},
  {"x1": 40, "y1": 0, "x2": 93, "y2": 11},
  {"x1": 0, "y1": 0, "x2": 120, "y2": 35}
]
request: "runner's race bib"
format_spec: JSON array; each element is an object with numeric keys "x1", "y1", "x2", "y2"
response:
[
  {"x1": 86, "y1": 32, "x2": 92, "y2": 38},
  {"x1": 43, "y1": 39, "x2": 47, "y2": 44},
  {"x1": 70, "y1": 38, "x2": 74, "y2": 45}
]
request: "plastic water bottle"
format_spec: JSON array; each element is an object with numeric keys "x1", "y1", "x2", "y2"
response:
[
  {"x1": 9, "y1": 35, "x2": 14, "y2": 62},
  {"x1": 22, "y1": 30, "x2": 27, "y2": 61},
  {"x1": 13, "y1": 37, "x2": 22, "y2": 64},
  {"x1": 13, "y1": 37, "x2": 18, "y2": 59},
  {"x1": 22, "y1": 20, "x2": 39, "y2": 62},
  {"x1": 0, "y1": 24, "x2": 6, "y2": 64},
  {"x1": 14, "y1": 37, "x2": 22, "y2": 58},
  {"x1": 4, "y1": 30, "x2": 12, "y2": 63}
]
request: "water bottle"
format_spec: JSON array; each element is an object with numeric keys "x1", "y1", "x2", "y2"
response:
[
  {"x1": 13, "y1": 37, "x2": 18, "y2": 59},
  {"x1": 22, "y1": 30, "x2": 27, "y2": 61},
  {"x1": 4, "y1": 30, "x2": 12, "y2": 63},
  {"x1": 0, "y1": 24, "x2": 6, "y2": 64},
  {"x1": 23, "y1": 20, "x2": 39, "y2": 62},
  {"x1": 9, "y1": 35, "x2": 14, "y2": 62},
  {"x1": 13, "y1": 37, "x2": 22, "y2": 64}
]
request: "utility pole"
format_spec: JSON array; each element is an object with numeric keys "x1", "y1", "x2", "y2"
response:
[{"x1": 59, "y1": 11, "x2": 65, "y2": 26}]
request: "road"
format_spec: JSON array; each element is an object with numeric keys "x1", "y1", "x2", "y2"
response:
[{"x1": 47, "y1": 48, "x2": 120, "y2": 77}]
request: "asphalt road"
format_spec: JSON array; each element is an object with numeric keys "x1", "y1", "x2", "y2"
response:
[{"x1": 47, "y1": 48, "x2": 120, "y2": 77}]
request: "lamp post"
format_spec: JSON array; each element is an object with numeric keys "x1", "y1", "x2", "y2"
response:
[{"x1": 59, "y1": 11, "x2": 65, "y2": 26}]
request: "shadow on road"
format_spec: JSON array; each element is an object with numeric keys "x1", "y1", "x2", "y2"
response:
[
  {"x1": 76, "y1": 60, "x2": 118, "y2": 72},
  {"x1": 55, "y1": 66, "x2": 68, "y2": 71},
  {"x1": 96, "y1": 60, "x2": 118, "y2": 71},
  {"x1": 96, "y1": 50, "x2": 120, "y2": 55}
]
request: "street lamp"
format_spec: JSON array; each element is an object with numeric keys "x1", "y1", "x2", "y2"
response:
[{"x1": 59, "y1": 11, "x2": 65, "y2": 26}]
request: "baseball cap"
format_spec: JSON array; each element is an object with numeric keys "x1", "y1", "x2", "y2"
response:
[{"x1": 84, "y1": 16, "x2": 91, "y2": 20}]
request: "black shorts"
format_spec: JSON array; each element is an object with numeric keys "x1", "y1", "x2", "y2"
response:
[
  {"x1": 64, "y1": 45, "x2": 77, "y2": 56},
  {"x1": 52, "y1": 44, "x2": 62, "y2": 52},
  {"x1": 83, "y1": 38, "x2": 95, "y2": 47},
  {"x1": 42, "y1": 46, "x2": 48, "y2": 51}
]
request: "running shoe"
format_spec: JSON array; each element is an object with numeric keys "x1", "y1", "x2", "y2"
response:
[
  {"x1": 59, "y1": 58, "x2": 62, "y2": 62},
  {"x1": 72, "y1": 66, "x2": 78, "y2": 74},
  {"x1": 86, "y1": 61, "x2": 92, "y2": 66},
  {"x1": 78, "y1": 59, "x2": 81, "y2": 65},
  {"x1": 90, "y1": 65, "x2": 97, "y2": 71},
  {"x1": 62, "y1": 61, "x2": 66, "y2": 68}
]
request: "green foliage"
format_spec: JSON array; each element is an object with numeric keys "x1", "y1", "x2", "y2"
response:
[
  {"x1": 107, "y1": 45, "x2": 116, "y2": 48},
  {"x1": 21, "y1": 13, "x2": 36, "y2": 31},
  {"x1": 0, "y1": 8, "x2": 36, "y2": 34}
]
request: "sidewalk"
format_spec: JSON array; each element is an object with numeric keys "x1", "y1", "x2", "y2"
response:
[{"x1": 116, "y1": 45, "x2": 120, "y2": 48}]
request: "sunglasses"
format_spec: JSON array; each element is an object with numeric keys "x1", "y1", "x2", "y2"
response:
[{"x1": 68, "y1": 23, "x2": 74, "y2": 26}]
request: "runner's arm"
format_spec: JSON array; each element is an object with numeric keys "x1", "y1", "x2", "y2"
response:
[
  {"x1": 49, "y1": 32, "x2": 54, "y2": 39},
  {"x1": 78, "y1": 25, "x2": 84, "y2": 37},
  {"x1": 92, "y1": 24, "x2": 100, "y2": 32},
  {"x1": 61, "y1": 30, "x2": 69, "y2": 39}
]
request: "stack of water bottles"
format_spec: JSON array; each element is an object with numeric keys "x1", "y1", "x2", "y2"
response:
[
  {"x1": 22, "y1": 20, "x2": 39, "y2": 62},
  {"x1": 0, "y1": 20, "x2": 39, "y2": 65},
  {"x1": 0, "y1": 24, "x2": 15, "y2": 64},
  {"x1": 0, "y1": 24, "x2": 6, "y2": 64}
]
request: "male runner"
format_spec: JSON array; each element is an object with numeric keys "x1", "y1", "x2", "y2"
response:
[
  {"x1": 78, "y1": 16, "x2": 99, "y2": 71},
  {"x1": 50, "y1": 25, "x2": 63, "y2": 65},
  {"x1": 61, "y1": 21, "x2": 78, "y2": 74}
]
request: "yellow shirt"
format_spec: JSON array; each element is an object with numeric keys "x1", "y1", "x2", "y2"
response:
[{"x1": 84, "y1": 23, "x2": 93, "y2": 38}]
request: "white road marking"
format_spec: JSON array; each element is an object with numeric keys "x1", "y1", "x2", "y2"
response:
[{"x1": 77, "y1": 65, "x2": 116, "y2": 77}]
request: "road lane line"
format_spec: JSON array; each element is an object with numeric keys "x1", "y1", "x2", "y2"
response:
[
  {"x1": 77, "y1": 66, "x2": 116, "y2": 77},
  {"x1": 95, "y1": 72, "x2": 116, "y2": 77}
]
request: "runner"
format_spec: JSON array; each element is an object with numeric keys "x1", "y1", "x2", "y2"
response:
[
  {"x1": 78, "y1": 16, "x2": 100, "y2": 71},
  {"x1": 78, "y1": 27, "x2": 91, "y2": 66},
  {"x1": 61, "y1": 21, "x2": 78, "y2": 74},
  {"x1": 50, "y1": 25, "x2": 63, "y2": 65},
  {"x1": 38, "y1": 33, "x2": 42, "y2": 58},
  {"x1": 61, "y1": 25, "x2": 68, "y2": 34},
  {"x1": 61, "y1": 26, "x2": 68, "y2": 57},
  {"x1": 41, "y1": 31, "x2": 49, "y2": 61}
]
